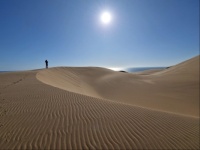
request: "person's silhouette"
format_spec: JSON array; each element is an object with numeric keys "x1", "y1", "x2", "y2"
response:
[{"x1": 45, "y1": 60, "x2": 48, "y2": 69}]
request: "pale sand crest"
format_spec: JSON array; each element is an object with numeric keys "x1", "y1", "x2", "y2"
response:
[{"x1": 0, "y1": 56, "x2": 199, "y2": 149}]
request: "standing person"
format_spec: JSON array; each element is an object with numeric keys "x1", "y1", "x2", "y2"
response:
[{"x1": 45, "y1": 60, "x2": 48, "y2": 69}]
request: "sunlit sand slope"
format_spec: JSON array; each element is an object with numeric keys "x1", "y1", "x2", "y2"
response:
[
  {"x1": 0, "y1": 71, "x2": 199, "y2": 149},
  {"x1": 37, "y1": 55, "x2": 199, "y2": 117}
]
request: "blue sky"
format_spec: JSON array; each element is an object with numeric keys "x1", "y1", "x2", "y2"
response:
[{"x1": 0, "y1": 0, "x2": 199, "y2": 71}]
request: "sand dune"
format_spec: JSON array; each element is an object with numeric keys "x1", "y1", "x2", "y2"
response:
[
  {"x1": 37, "y1": 55, "x2": 199, "y2": 117},
  {"x1": 0, "y1": 56, "x2": 199, "y2": 149}
]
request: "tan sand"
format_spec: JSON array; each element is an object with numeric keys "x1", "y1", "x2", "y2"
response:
[{"x1": 0, "y1": 55, "x2": 199, "y2": 149}]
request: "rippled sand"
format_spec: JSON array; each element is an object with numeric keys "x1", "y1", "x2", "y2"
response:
[{"x1": 0, "y1": 56, "x2": 199, "y2": 149}]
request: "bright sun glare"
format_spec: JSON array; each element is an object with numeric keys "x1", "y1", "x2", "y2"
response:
[{"x1": 100, "y1": 11, "x2": 112, "y2": 24}]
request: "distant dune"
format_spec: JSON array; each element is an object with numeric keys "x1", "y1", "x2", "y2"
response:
[{"x1": 0, "y1": 55, "x2": 199, "y2": 149}]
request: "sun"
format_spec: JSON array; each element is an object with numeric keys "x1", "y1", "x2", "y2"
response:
[{"x1": 100, "y1": 11, "x2": 112, "y2": 24}]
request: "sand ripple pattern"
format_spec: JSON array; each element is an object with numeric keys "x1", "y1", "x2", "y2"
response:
[{"x1": 0, "y1": 71, "x2": 199, "y2": 149}]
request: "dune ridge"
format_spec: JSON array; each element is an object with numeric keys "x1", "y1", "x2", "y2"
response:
[{"x1": 0, "y1": 56, "x2": 199, "y2": 149}]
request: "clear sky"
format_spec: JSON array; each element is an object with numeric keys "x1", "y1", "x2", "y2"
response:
[{"x1": 0, "y1": 0, "x2": 199, "y2": 71}]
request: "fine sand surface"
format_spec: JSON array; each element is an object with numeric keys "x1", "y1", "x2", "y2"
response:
[{"x1": 0, "y1": 56, "x2": 199, "y2": 149}]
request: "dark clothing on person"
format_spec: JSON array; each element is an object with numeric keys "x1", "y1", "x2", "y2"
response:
[{"x1": 45, "y1": 60, "x2": 48, "y2": 69}]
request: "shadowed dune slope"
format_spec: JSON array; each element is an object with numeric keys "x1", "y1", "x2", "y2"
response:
[
  {"x1": 0, "y1": 70, "x2": 199, "y2": 149},
  {"x1": 37, "y1": 55, "x2": 199, "y2": 117}
]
